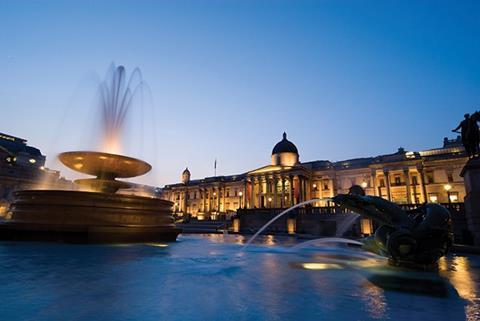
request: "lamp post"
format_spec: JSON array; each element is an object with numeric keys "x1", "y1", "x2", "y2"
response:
[
  {"x1": 444, "y1": 184, "x2": 452, "y2": 204},
  {"x1": 239, "y1": 191, "x2": 243, "y2": 208},
  {"x1": 268, "y1": 197, "x2": 272, "y2": 208},
  {"x1": 312, "y1": 183, "x2": 317, "y2": 204}
]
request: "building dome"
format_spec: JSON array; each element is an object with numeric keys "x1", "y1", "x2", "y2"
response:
[
  {"x1": 182, "y1": 167, "x2": 191, "y2": 184},
  {"x1": 271, "y1": 132, "x2": 299, "y2": 166},
  {"x1": 272, "y1": 132, "x2": 298, "y2": 155}
]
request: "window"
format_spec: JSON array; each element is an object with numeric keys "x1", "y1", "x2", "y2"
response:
[
  {"x1": 429, "y1": 194, "x2": 438, "y2": 203},
  {"x1": 323, "y1": 180, "x2": 329, "y2": 190},
  {"x1": 412, "y1": 176, "x2": 418, "y2": 185},
  {"x1": 447, "y1": 172, "x2": 454, "y2": 183},
  {"x1": 234, "y1": 189, "x2": 238, "y2": 197},
  {"x1": 394, "y1": 176, "x2": 401, "y2": 185},
  {"x1": 226, "y1": 189, "x2": 230, "y2": 197},
  {"x1": 379, "y1": 178, "x2": 385, "y2": 187},
  {"x1": 426, "y1": 172, "x2": 434, "y2": 184},
  {"x1": 449, "y1": 192, "x2": 459, "y2": 203}
]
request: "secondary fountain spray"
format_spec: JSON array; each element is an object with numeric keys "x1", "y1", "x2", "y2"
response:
[{"x1": 242, "y1": 198, "x2": 332, "y2": 249}]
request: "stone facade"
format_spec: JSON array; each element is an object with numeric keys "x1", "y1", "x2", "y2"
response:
[{"x1": 162, "y1": 133, "x2": 467, "y2": 220}]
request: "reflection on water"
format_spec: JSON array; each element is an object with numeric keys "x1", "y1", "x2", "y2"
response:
[
  {"x1": 0, "y1": 235, "x2": 477, "y2": 321},
  {"x1": 360, "y1": 281, "x2": 388, "y2": 319},
  {"x1": 439, "y1": 256, "x2": 480, "y2": 321}
]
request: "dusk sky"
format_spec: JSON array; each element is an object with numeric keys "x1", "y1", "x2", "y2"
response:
[{"x1": 1, "y1": 0, "x2": 479, "y2": 186}]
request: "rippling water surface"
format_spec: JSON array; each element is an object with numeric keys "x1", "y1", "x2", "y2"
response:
[{"x1": 0, "y1": 234, "x2": 478, "y2": 321}]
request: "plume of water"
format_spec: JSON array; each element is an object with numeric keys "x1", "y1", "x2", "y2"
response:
[
  {"x1": 336, "y1": 213, "x2": 361, "y2": 237},
  {"x1": 98, "y1": 64, "x2": 146, "y2": 154},
  {"x1": 242, "y1": 198, "x2": 332, "y2": 250},
  {"x1": 291, "y1": 237, "x2": 363, "y2": 250}
]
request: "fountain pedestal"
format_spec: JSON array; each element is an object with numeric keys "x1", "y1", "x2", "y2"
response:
[
  {"x1": 0, "y1": 151, "x2": 181, "y2": 243},
  {"x1": 461, "y1": 158, "x2": 480, "y2": 246}
]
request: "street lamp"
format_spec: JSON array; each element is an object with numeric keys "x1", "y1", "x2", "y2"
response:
[
  {"x1": 268, "y1": 197, "x2": 272, "y2": 208},
  {"x1": 444, "y1": 184, "x2": 452, "y2": 204},
  {"x1": 239, "y1": 191, "x2": 243, "y2": 208}
]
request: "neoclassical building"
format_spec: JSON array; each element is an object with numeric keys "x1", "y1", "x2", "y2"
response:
[{"x1": 162, "y1": 133, "x2": 467, "y2": 220}]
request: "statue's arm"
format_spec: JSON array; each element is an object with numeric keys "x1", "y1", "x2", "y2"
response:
[{"x1": 452, "y1": 123, "x2": 461, "y2": 132}]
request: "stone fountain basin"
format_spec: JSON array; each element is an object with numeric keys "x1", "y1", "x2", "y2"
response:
[
  {"x1": 0, "y1": 190, "x2": 181, "y2": 243},
  {"x1": 58, "y1": 151, "x2": 152, "y2": 178}
]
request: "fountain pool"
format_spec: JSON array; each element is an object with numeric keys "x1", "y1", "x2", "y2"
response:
[{"x1": 0, "y1": 234, "x2": 478, "y2": 321}]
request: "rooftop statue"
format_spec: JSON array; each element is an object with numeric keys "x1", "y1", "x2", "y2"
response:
[
  {"x1": 452, "y1": 111, "x2": 480, "y2": 158},
  {"x1": 333, "y1": 190, "x2": 453, "y2": 268}
]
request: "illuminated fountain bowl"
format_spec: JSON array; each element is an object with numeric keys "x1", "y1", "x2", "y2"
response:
[
  {"x1": 59, "y1": 151, "x2": 152, "y2": 193},
  {"x1": 0, "y1": 151, "x2": 181, "y2": 243}
]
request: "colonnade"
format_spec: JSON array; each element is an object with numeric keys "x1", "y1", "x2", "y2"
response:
[{"x1": 246, "y1": 174, "x2": 308, "y2": 209}]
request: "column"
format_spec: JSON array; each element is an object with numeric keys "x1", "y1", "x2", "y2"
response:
[
  {"x1": 370, "y1": 169, "x2": 377, "y2": 196},
  {"x1": 289, "y1": 175, "x2": 294, "y2": 206},
  {"x1": 273, "y1": 176, "x2": 278, "y2": 208},
  {"x1": 383, "y1": 170, "x2": 392, "y2": 201},
  {"x1": 251, "y1": 178, "x2": 256, "y2": 208},
  {"x1": 184, "y1": 187, "x2": 188, "y2": 214},
  {"x1": 404, "y1": 168, "x2": 412, "y2": 204},
  {"x1": 248, "y1": 180, "x2": 253, "y2": 208},
  {"x1": 281, "y1": 177, "x2": 286, "y2": 208},
  {"x1": 243, "y1": 181, "x2": 247, "y2": 209},
  {"x1": 297, "y1": 176, "x2": 303, "y2": 203},
  {"x1": 258, "y1": 176, "x2": 263, "y2": 208},
  {"x1": 303, "y1": 178, "x2": 308, "y2": 202},
  {"x1": 266, "y1": 177, "x2": 272, "y2": 208},
  {"x1": 418, "y1": 166, "x2": 428, "y2": 203},
  {"x1": 222, "y1": 186, "x2": 226, "y2": 212}
]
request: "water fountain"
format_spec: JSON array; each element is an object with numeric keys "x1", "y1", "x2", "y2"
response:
[
  {"x1": 332, "y1": 193, "x2": 452, "y2": 268},
  {"x1": 243, "y1": 188, "x2": 452, "y2": 268},
  {"x1": 0, "y1": 65, "x2": 181, "y2": 243}
]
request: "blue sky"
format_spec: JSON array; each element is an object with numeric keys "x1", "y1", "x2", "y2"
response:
[{"x1": 0, "y1": 0, "x2": 479, "y2": 185}]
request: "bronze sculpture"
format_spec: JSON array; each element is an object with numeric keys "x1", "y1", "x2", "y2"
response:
[
  {"x1": 453, "y1": 111, "x2": 480, "y2": 158},
  {"x1": 333, "y1": 192, "x2": 453, "y2": 268}
]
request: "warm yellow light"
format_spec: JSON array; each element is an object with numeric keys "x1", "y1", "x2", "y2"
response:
[
  {"x1": 233, "y1": 218, "x2": 240, "y2": 233},
  {"x1": 361, "y1": 181, "x2": 368, "y2": 188},
  {"x1": 239, "y1": 191, "x2": 243, "y2": 196},
  {"x1": 301, "y1": 263, "x2": 343, "y2": 270},
  {"x1": 429, "y1": 195, "x2": 438, "y2": 203},
  {"x1": 99, "y1": 156, "x2": 108, "y2": 160},
  {"x1": 29, "y1": 158, "x2": 36, "y2": 164},
  {"x1": 444, "y1": 184, "x2": 452, "y2": 191},
  {"x1": 287, "y1": 218, "x2": 296, "y2": 234},
  {"x1": 312, "y1": 183, "x2": 317, "y2": 189},
  {"x1": 146, "y1": 243, "x2": 168, "y2": 248},
  {"x1": 213, "y1": 192, "x2": 217, "y2": 197},
  {"x1": 268, "y1": 197, "x2": 272, "y2": 202},
  {"x1": 360, "y1": 218, "x2": 373, "y2": 235},
  {"x1": 73, "y1": 163, "x2": 84, "y2": 170}
]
